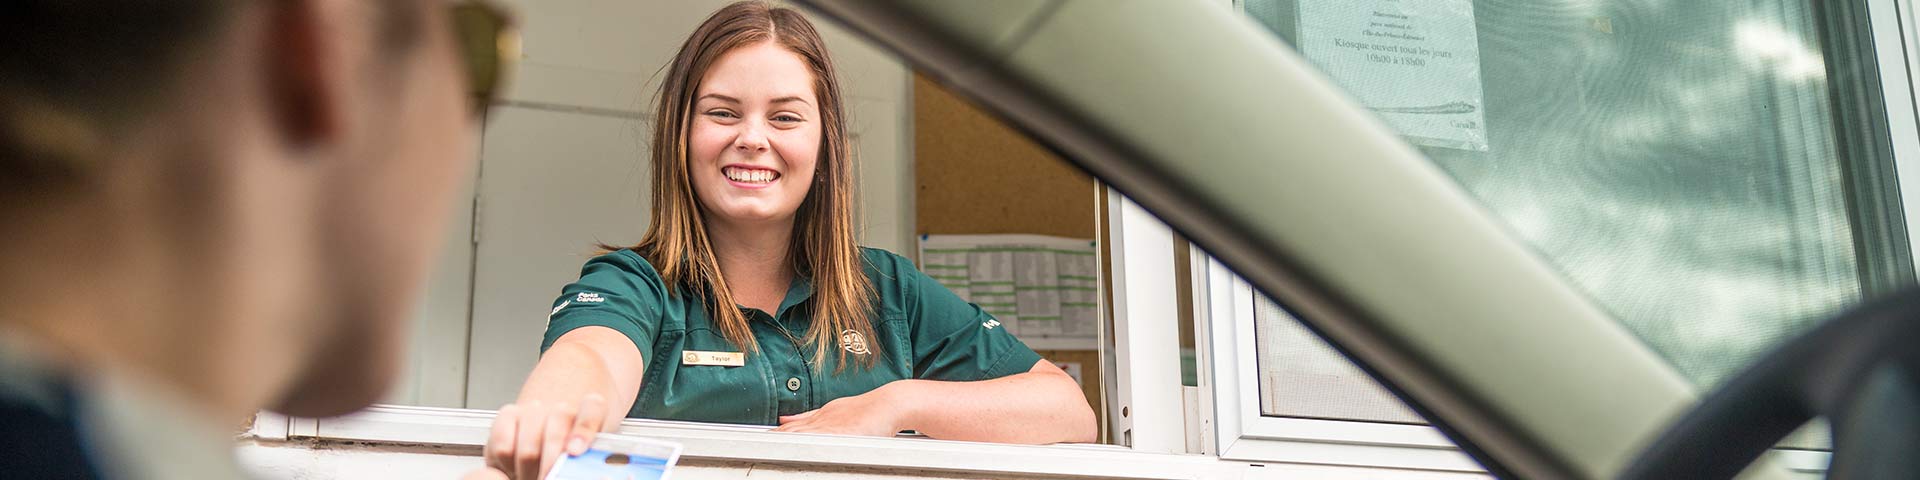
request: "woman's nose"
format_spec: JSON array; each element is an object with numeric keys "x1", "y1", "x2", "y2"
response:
[{"x1": 733, "y1": 123, "x2": 770, "y2": 154}]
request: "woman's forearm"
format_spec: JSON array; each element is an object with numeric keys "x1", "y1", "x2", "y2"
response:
[
  {"x1": 488, "y1": 328, "x2": 643, "y2": 479},
  {"x1": 887, "y1": 364, "x2": 1097, "y2": 444},
  {"x1": 515, "y1": 327, "x2": 644, "y2": 430}
]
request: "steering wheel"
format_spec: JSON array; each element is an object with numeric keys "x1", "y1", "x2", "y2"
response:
[{"x1": 1620, "y1": 291, "x2": 1920, "y2": 479}]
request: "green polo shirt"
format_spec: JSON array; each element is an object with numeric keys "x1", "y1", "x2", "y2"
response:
[{"x1": 540, "y1": 247, "x2": 1044, "y2": 426}]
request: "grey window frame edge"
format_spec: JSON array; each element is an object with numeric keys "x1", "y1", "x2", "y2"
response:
[
  {"x1": 1829, "y1": 0, "x2": 1920, "y2": 295},
  {"x1": 1871, "y1": 0, "x2": 1920, "y2": 285}
]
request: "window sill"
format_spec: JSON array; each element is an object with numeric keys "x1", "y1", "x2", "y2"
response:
[{"x1": 255, "y1": 405, "x2": 1238, "y2": 479}]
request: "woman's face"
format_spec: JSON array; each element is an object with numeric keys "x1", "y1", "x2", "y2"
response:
[{"x1": 687, "y1": 41, "x2": 822, "y2": 230}]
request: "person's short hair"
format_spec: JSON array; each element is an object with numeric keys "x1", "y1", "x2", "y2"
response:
[
  {"x1": 0, "y1": 0, "x2": 233, "y2": 184},
  {"x1": 0, "y1": 0, "x2": 422, "y2": 187}
]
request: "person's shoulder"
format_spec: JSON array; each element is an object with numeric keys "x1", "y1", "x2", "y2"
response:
[
  {"x1": 858, "y1": 246, "x2": 910, "y2": 265},
  {"x1": 857, "y1": 247, "x2": 923, "y2": 315},
  {"x1": 581, "y1": 248, "x2": 664, "y2": 279},
  {"x1": 0, "y1": 368, "x2": 110, "y2": 479},
  {"x1": 570, "y1": 248, "x2": 677, "y2": 301},
  {"x1": 858, "y1": 247, "x2": 917, "y2": 278}
]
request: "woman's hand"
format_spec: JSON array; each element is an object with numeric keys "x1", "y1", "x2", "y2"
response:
[
  {"x1": 780, "y1": 363, "x2": 1095, "y2": 444},
  {"x1": 772, "y1": 383, "x2": 912, "y2": 437},
  {"x1": 483, "y1": 393, "x2": 608, "y2": 480}
]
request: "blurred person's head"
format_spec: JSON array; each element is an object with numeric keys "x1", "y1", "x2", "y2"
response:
[
  {"x1": 629, "y1": 1, "x2": 876, "y2": 370},
  {"x1": 0, "y1": 0, "x2": 480, "y2": 418}
]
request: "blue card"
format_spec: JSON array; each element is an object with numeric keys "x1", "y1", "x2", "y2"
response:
[{"x1": 543, "y1": 434, "x2": 682, "y2": 480}]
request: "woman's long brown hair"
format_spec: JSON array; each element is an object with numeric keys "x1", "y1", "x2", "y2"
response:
[{"x1": 620, "y1": 1, "x2": 876, "y2": 371}]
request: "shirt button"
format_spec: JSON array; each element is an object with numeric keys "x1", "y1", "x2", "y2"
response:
[{"x1": 786, "y1": 377, "x2": 801, "y2": 391}]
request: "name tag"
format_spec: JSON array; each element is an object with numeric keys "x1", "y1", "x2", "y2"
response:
[{"x1": 681, "y1": 350, "x2": 745, "y2": 367}]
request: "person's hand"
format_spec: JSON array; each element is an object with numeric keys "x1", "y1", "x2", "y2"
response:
[
  {"x1": 484, "y1": 393, "x2": 608, "y2": 480},
  {"x1": 773, "y1": 383, "x2": 912, "y2": 437}
]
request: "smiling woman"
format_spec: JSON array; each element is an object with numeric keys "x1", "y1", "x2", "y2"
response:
[{"x1": 476, "y1": 2, "x2": 1096, "y2": 479}]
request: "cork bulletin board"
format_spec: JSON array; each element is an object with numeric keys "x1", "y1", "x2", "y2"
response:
[
  {"x1": 913, "y1": 74, "x2": 1097, "y2": 238},
  {"x1": 912, "y1": 72, "x2": 1109, "y2": 438}
]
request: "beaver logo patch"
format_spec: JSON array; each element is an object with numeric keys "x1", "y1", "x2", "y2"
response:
[{"x1": 840, "y1": 329, "x2": 870, "y2": 355}]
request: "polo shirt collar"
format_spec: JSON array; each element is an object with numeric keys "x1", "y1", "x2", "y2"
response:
[{"x1": 775, "y1": 275, "x2": 814, "y2": 319}]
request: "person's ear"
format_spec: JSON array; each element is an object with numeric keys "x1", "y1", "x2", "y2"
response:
[{"x1": 264, "y1": 0, "x2": 343, "y2": 149}]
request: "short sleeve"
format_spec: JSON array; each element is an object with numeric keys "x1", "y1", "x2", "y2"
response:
[
  {"x1": 890, "y1": 252, "x2": 1045, "y2": 381},
  {"x1": 540, "y1": 250, "x2": 668, "y2": 356}
]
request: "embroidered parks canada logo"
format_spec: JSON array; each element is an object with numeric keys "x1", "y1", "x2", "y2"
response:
[
  {"x1": 839, "y1": 329, "x2": 870, "y2": 355},
  {"x1": 575, "y1": 292, "x2": 606, "y2": 303},
  {"x1": 981, "y1": 319, "x2": 1003, "y2": 330},
  {"x1": 546, "y1": 300, "x2": 572, "y2": 327}
]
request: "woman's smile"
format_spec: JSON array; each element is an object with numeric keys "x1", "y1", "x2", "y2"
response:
[{"x1": 722, "y1": 164, "x2": 782, "y2": 189}]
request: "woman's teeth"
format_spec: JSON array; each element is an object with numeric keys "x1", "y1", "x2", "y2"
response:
[{"x1": 724, "y1": 167, "x2": 778, "y2": 184}]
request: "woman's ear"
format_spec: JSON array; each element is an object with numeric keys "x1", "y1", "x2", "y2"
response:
[{"x1": 263, "y1": 0, "x2": 344, "y2": 150}]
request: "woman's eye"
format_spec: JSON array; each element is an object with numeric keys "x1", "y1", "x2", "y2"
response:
[
  {"x1": 772, "y1": 114, "x2": 804, "y2": 123},
  {"x1": 705, "y1": 110, "x2": 739, "y2": 119}
]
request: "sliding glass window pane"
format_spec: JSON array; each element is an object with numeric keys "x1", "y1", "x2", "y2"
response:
[
  {"x1": 1242, "y1": 0, "x2": 1900, "y2": 423},
  {"x1": 1253, "y1": 295, "x2": 1420, "y2": 423}
]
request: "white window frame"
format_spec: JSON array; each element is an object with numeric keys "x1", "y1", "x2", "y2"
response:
[
  {"x1": 1105, "y1": 191, "x2": 1193, "y2": 453},
  {"x1": 1193, "y1": 254, "x2": 1480, "y2": 473},
  {"x1": 249, "y1": 406, "x2": 1259, "y2": 479},
  {"x1": 1194, "y1": 254, "x2": 1842, "y2": 476}
]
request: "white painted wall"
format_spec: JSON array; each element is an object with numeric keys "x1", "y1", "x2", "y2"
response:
[
  {"x1": 388, "y1": 0, "x2": 914, "y2": 410},
  {"x1": 386, "y1": 127, "x2": 481, "y2": 408},
  {"x1": 461, "y1": 105, "x2": 654, "y2": 409}
]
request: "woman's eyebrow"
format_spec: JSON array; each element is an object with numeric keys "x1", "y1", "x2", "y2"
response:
[
  {"x1": 770, "y1": 96, "x2": 813, "y2": 107},
  {"x1": 695, "y1": 94, "x2": 811, "y2": 108}
]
